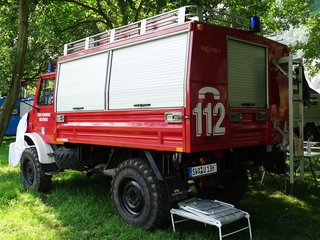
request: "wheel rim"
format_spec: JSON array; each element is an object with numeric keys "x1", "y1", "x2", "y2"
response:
[
  {"x1": 306, "y1": 130, "x2": 314, "y2": 141},
  {"x1": 120, "y1": 178, "x2": 144, "y2": 217},
  {"x1": 23, "y1": 159, "x2": 34, "y2": 186}
]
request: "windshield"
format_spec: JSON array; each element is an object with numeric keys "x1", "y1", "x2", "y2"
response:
[{"x1": 38, "y1": 78, "x2": 54, "y2": 106}]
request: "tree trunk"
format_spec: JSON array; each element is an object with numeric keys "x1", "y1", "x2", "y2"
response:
[{"x1": 0, "y1": 0, "x2": 28, "y2": 145}]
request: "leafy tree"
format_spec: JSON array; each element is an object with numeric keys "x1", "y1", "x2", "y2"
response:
[
  {"x1": 0, "y1": 4, "x2": 19, "y2": 96},
  {"x1": 293, "y1": 8, "x2": 320, "y2": 76},
  {"x1": 0, "y1": 0, "x2": 28, "y2": 143},
  {"x1": 0, "y1": 0, "x2": 311, "y2": 143},
  {"x1": 1, "y1": 0, "x2": 311, "y2": 95}
]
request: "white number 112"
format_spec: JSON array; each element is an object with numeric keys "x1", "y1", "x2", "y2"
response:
[{"x1": 192, "y1": 87, "x2": 226, "y2": 137}]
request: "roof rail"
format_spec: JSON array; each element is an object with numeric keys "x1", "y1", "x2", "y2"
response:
[{"x1": 64, "y1": 5, "x2": 251, "y2": 56}]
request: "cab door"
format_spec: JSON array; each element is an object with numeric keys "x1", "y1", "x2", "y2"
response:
[{"x1": 32, "y1": 74, "x2": 56, "y2": 143}]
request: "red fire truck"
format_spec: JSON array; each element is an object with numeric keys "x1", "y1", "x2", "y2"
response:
[{"x1": 11, "y1": 6, "x2": 303, "y2": 229}]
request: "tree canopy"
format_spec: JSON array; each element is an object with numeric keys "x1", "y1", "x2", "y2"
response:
[
  {"x1": 0, "y1": 0, "x2": 316, "y2": 142},
  {"x1": 293, "y1": 0, "x2": 320, "y2": 76},
  {"x1": 0, "y1": 0, "x2": 28, "y2": 142},
  {"x1": 0, "y1": 0, "x2": 311, "y2": 95}
]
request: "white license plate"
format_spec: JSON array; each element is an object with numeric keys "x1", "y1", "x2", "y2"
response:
[{"x1": 188, "y1": 163, "x2": 217, "y2": 178}]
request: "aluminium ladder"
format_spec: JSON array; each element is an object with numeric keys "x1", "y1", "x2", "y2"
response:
[{"x1": 273, "y1": 56, "x2": 305, "y2": 184}]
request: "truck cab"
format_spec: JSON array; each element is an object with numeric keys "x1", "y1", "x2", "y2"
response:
[{"x1": 27, "y1": 72, "x2": 56, "y2": 143}]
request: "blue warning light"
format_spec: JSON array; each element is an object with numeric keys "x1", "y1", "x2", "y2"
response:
[
  {"x1": 250, "y1": 16, "x2": 261, "y2": 32},
  {"x1": 48, "y1": 63, "x2": 54, "y2": 72}
]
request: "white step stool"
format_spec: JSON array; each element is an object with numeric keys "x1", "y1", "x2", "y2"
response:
[{"x1": 170, "y1": 198, "x2": 252, "y2": 240}]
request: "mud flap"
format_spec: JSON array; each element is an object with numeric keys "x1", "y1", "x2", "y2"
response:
[{"x1": 164, "y1": 176, "x2": 187, "y2": 202}]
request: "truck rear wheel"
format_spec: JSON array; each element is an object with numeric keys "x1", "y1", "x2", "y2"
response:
[
  {"x1": 304, "y1": 126, "x2": 316, "y2": 141},
  {"x1": 196, "y1": 166, "x2": 248, "y2": 204},
  {"x1": 20, "y1": 147, "x2": 52, "y2": 192},
  {"x1": 111, "y1": 158, "x2": 169, "y2": 230}
]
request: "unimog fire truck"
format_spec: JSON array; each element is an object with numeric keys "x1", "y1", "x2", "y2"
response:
[{"x1": 10, "y1": 6, "x2": 306, "y2": 230}]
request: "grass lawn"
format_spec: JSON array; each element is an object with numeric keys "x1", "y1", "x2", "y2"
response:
[{"x1": 1, "y1": 136, "x2": 320, "y2": 239}]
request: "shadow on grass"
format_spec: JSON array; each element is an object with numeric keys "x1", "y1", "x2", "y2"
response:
[
  {"x1": 35, "y1": 171, "x2": 320, "y2": 239},
  {"x1": 238, "y1": 181, "x2": 320, "y2": 240},
  {"x1": 1, "y1": 160, "x2": 320, "y2": 239},
  {"x1": 2, "y1": 135, "x2": 320, "y2": 239},
  {"x1": 43, "y1": 172, "x2": 125, "y2": 239}
]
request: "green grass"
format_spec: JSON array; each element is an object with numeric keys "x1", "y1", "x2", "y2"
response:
[{"x1": 1, "y1": 136, "x2": 320, "y2": 239}]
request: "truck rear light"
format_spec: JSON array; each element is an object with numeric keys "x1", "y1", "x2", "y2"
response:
[
  {"x1": 215, "y1": 150, "x2": 222, "y2": 160},
  {"x1": 56, "y1": 115, "x2": 65, "y2": 122},
  {"x1": 199, "y1": 157, "x2": 208, "y2": 164},
  {"x1": 165, "y1": 112, "x2": 182, "y2": 123},
  {"x1": 230, "y1": 112, "x2": 242, "y2": 122},
  {"x1": 199, "y1": 156, "x2": 216, "y2": 164},
  {"x1": 196, "y1": 23, "x2": 204, "y2": 31}
]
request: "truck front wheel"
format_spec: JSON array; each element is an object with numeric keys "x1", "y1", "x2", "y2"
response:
[
  {"x1": 20, "y1": 147, "x2": 52, "y2": 192},
  {"x1": 111, "y1": 158, "x2": 169, "y2": 230}
]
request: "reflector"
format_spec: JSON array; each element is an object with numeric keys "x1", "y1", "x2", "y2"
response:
[{"x1": 196, "y1": 23, "x2": 204, "y2": 31}]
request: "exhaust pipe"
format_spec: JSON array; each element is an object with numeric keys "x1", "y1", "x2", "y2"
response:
[
  {"x1": 86, "y1": 166, "x2": 103, "y2": 177},
  {"x1": 86, "y1": 164, "x2": 116, "y2": 177}
]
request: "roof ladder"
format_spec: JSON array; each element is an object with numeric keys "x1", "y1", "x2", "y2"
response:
[{"x1": 273, "y1": 56, "x2": 304, "y2": 185}]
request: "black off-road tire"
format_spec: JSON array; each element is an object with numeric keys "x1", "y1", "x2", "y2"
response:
[
  {"x1": 20, "y1": 147, "x2": 52, "y2": 192},
  {"x1": 196, "y1": 166, "x2": 248, "y2": 205},
  {"x1": 304, "y1": 126, "x2": 316, "y2": 141},
  {"x1": 111, "y1": 158, "x2": 169, "y2": 230},
  {"x1": 54, "y1": 147, "x2": 79, "y2": 169}
]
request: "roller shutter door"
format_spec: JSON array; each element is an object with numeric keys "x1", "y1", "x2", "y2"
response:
[
  {"x1": 228, "y1": 39, "x2": 267, "y2": 108},
  {"x1": 109, "y1": 32, "x2": 188, "y2": 110},
  {"x1": 56, "y1": 52, "x2": 108, "y2": 112}
]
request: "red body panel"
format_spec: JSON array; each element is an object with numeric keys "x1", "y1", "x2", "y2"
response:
[
  {"x1": 28, "y1": 22, "x2": 289, "y2": 153},
  {"x1": 187, "y1": 23, "x2": 288, "y2": 152},
  {"x1": 55, "y1": 109, "x2": 185, "y2": 152}
]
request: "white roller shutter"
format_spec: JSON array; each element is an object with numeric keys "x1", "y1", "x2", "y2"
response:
[
  {"x1": 109, "y1": 32, "x2": 188, "y2": 110},
  {"x1": 56, "y1": 52, "x2": 108, "y2": 112},
  {"x1": 228, "y1": 39, "x2": 267, "y2": 108}
]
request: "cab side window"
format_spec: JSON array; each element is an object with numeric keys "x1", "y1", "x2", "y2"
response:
[{"x1": 38, "y1": 78, "x2": 54, "y2": 106}]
